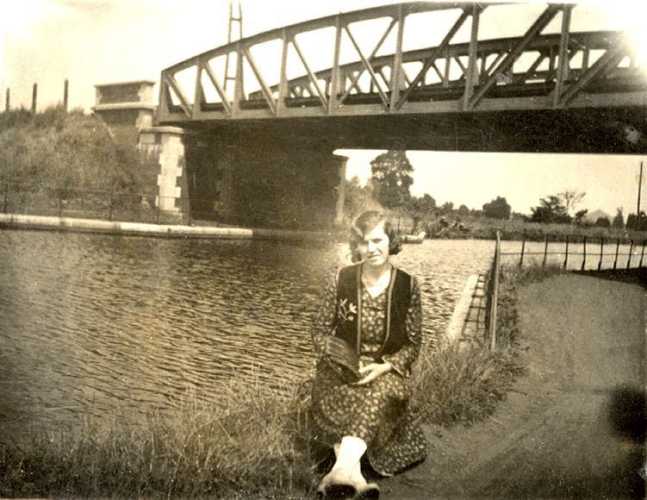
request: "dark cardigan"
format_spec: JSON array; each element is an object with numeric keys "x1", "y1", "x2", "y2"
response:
[{"x1": 334, "y1": 263, "x2": 412, "y2": 359}]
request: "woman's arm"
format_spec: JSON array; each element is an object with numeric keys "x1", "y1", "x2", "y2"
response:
[
  {"x1": 311, "y1": 270, "x2": 338, "y2": 359},
  {"x1": 381, "y1": 276, "x2": 423, "y2": 378}
]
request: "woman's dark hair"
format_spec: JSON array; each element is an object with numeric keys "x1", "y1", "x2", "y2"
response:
[{"x1": 349, "y1": 210, "x2": 402, "y2": 263}]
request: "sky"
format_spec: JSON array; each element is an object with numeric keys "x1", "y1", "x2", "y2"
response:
[{"x1": 2, "y1": 0, "x2": 647, "y2": 216}]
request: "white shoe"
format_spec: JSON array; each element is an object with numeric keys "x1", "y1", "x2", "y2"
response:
[{"x1": 316, "y1": 437, "x2": 380, "y2": 498}]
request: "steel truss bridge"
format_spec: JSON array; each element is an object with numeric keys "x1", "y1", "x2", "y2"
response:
[{"x1": 158, "y1": 1, "x2": 646, "y2": 132}]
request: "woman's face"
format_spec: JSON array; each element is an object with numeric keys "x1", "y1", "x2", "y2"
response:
[{"x1": 357, "y1": 221, "x2": 390, "y2": 267}]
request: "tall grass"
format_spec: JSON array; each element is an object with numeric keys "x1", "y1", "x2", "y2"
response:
[
  {"x1": 0, "y1": 379, "x2": 316, "y2": 499},
  {"x1": 0, "y1": 106, "x2": 157, "y2": 196}
]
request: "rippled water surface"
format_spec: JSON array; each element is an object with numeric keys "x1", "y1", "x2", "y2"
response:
[{"x1": 0, "y1": 230, "x2": 496, "y2": 433}]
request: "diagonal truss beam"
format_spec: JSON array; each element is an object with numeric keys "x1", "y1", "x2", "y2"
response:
[
  {"x1": 202, "y1": 60, "x2": 232, "y2": 115},
  {"x1": 557, "y1": 42, "x2": 628, "y2": 106},
  {"x1": 395, "y1": 8, "x2": 471, "y2": 110},
  {"x1": 339, "y1": 17, "x2": 397, "y2": 105},
  {"x1": 291, "y1": 36, "x2": 328, "y2": 109},
  {"x1": 344, "y1": 24, "x2": 390, "y2": 109},
  {"x1": 242, "y1": 46, "x2": 277, "y2": 114},
  {"x1": 468, "y1": 4, "x2": 561, "y2": 109},
  {"x1": 521, "y1": 51, "x2": 547, "y2": 81},
  {"x1": 164, "y1": 74, "x2": 192, "y2": 117}
]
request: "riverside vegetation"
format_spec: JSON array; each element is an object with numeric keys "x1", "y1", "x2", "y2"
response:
[
  {"x1": 0, "y1": 106, "x2": 158, "y2": 219},
  {"x1": 0, "y1": 265, "x2": 565, "y2": 499}
]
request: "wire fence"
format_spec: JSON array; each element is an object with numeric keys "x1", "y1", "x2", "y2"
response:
[
  {"x1": 500, "y1": 234, "x2": 647, "y2": 271},
  {"x1": 482, "y1": 231, "x2": 647, "y2": 351},
  {"x1": 0, "y1": 181, "x2": 192, "y2": 225}
]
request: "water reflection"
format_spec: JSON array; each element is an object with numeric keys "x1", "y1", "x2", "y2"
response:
[{"x1": 0, "y1": 230, "x2": 495, "y2": 434}]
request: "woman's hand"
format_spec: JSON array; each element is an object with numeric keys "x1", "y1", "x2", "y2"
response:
[{"x1": 355, "y1": 361, "x2": 392, "y2": 386}]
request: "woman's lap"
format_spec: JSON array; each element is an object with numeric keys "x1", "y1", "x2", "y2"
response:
[{"x1": 310, "y1": 362, "x2": 409, "y2": 444}]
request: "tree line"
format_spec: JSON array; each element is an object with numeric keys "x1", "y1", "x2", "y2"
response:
[{"x1": 344, "y1": 150, "x2": 645, "y2": 232}]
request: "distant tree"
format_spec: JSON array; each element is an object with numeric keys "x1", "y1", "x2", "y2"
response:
[
  {"x1": 558, "y1": 190, "x2": 586, "y2": 217},
  {"x1": 627, "y1": 211, "x2": 647, "y2": 231},
  {"x1": 595, "y1": 217, "x2": 611, "y2": 228},
  {"x1": 457, "y1": 204, "x2": 470, "y2": 215},
  {"x1": 406, "y1": 194, "x2": 436, "y2": 233},
  {"x1": 370, "y1": 150, "x2": 414, "y2": 209},
  {"x1": 440, "y1": 201, "x2": 454, "y2": 214},
  {"x1": 574, "y1": 209, "x2": 589, "y2": 226},
  {"x1": 343, "y1": 176, "x2": 373, "y2": 219},
  {"x1": 612, "y1": 208, "x2": 625, "y2": 229},
  {"x1": 530, "y1": 195, "x2": 571, "y2": 224},
  {"x1": 482, "y1": 196, "x2": 511, "y2": 219}
]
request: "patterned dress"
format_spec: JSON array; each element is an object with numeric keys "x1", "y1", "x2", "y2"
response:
[{"x1": 310, "y1": 267, "x2": 427, "y2": 476}]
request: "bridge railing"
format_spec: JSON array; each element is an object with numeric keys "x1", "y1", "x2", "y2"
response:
[{"x1": 157, "y1": 2, "x2": 646, "y2": 123}]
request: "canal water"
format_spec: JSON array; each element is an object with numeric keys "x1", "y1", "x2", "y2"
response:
[
  {"x1": 1, "y1": 230, "x2": 642, "y2": 436},
  {"x1": 0, "y1": 230, "x2": 495, "y2": 435}
]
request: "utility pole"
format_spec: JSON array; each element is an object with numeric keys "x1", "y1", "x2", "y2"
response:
[
  {"x1": 63, "y1": 79, "x2": 69, "y2": 111},
  {"x1": 638, "y1": 161, "x2": 644, "y2": 220},
  {"x1": 31, "y1": 83, "x2": 38, "y2": 114}
]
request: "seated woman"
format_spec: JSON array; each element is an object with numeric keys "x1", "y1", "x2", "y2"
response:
[{"x1": 310, "y1": 210, "x2": 427, "y2": 498}]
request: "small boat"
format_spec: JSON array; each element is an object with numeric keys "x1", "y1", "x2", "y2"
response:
[{"x1": 400, "y1": 231, "x2": 426, "y2": 244}]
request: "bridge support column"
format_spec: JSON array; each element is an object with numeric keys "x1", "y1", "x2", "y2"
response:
[
  {"x1": 333, "y1": 155, "x2": 348, "y2": 227},
  {"x1": 93, "y1": 80, "x2": 190, "y2": 222},
  {"x1": 139, "y1": 126, "x2": 188, "y2": 222}
]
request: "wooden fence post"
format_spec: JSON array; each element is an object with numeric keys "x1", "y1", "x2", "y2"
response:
[
  {"x1": 598, "y1": 237, "x2": 604, "y2": 271},
  {"x1": 627, "y1": 240, "x2": 634, "y2": 269},
  {"x1": 613, "y1": 238, "x2": 620, "y2": 270},
  {"x1": 3, "y1": 182, "x2": 8, "y2": 213},
  {"x1": 108, "y1": 188, "x2": 114, "y2": 221},
  {"x1": 581, "y1": 236, "x2": 587, "y2": 271},
  {"x1": 63, "y1": 79, "x2": 69, "y2": 111},
  {"x1": 489, "y1": 231, "x2": 501, "y2": 351},
  {"x1": 519, "y1": 235, "x2": 526, "y2": 268},
  {"x1": 31, "y1": 83, "x2": 37, "y2": 114},
  {"x1": 564, "y1": 235, "x2": 569, "y2": 269},
  {"x1": 640, "y1": 240, "x2": 646, "y2": 268},
  {"x1": 542, "y1": 235, "x2": 549, "y2": 268}
]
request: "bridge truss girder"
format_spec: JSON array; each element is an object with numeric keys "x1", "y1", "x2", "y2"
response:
[{"x1": 158, "y1": 2, "x2": 646, "y2": 125}]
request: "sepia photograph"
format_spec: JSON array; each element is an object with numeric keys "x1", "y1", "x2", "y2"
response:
[{"x1": 1, "y1": 0, "x2": 646, "y2": 498}]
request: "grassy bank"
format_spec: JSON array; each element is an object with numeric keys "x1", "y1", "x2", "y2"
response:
[
  {"x1": 1, "y1": 266, "x2": 564, "y2": 498},
  {"x1": 0, "y1": 107, "x2": 162, "y2": 222},
  {"x1": 0, "y1": 380, "x2": 315, "y2": 499}
]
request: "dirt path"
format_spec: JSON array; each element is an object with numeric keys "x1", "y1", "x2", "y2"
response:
[{"x1": 385, "y1": 274, "x2": 645, "y2": 499}]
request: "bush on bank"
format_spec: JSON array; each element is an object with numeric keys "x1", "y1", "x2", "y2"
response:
[
  {"x1": 0, "y1": 266, "x2": 560, "y2": 498},
  {"x1": 0, "y1": 107, "x2": 158, "y2": 204}
]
